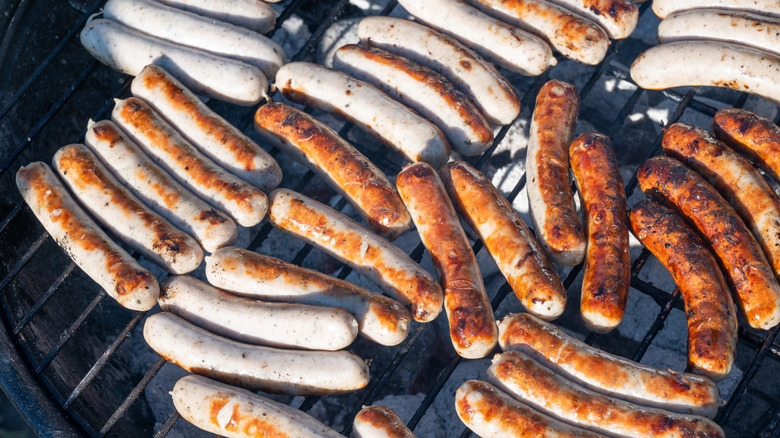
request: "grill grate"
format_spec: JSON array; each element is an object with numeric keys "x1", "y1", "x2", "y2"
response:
[{"x1": 0, "y1": 0, "x2": 779, "y2": 436}]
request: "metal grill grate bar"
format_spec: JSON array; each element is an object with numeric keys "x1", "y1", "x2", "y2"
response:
[{"x1": 98, "y1": 357, "x2": 167, "y2": 437}]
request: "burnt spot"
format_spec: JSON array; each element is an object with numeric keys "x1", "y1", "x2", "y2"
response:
[
  {"x1": 199, "y1": 209, "x2": 228, "y2": 224},
  {"x1": 153, "y1": 232, "x2": 183, "y2": 254},
  {"x1": 91, "y1": 122, "x2": 121, "y2": 146},
  {"x1": 460, "y1": 59, "x2": 472, "y2": 71}
]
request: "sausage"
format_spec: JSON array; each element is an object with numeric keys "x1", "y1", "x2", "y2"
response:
[
  {"x1": 84, "y1": 119, "x2": 238, "y2": 253},
  {"x1": 172, "y1": 375, "x2": 345, "y2": 438},
  {"x1": 499, "y1": 312, "x2": 722, "y2": 416},
  {"x1": 397, "y1": 0, "x2": 557, "y2": 75},
  {"x1": 357, "y1": 17, "x2": 520, "y2": 125},
  {"x1": 274, "y1": 62, "x2": 450, "y2": 168},
  {"x1": 712, "y1": 107, "x2": 780, "y2": 182},
  {"x1": 254, "y1": 102, "x2": 411, "y2": 240},
  {"x1": 652, "y1": 0, "x2": 780, "y2": 19},
  {"x1": 53, "y1": 144, "x2": 203, "y2": 274},
  {"x1": 638, "y1": 156, "x2": 780, "y2": 330},
  {"x1": 542, "y1": 0, "x2": 637, "y2": 39},
  {"x1": 569, "y1": 133, "x2": 630, "y2": 333},
  {"x1": 131, "y1": 65, "x2": 282, "y2": 192},
  {"x1": 630, "y1": 41, "x2": 780, "y2": 105},
  {"x1": 16, "y1": 162, "x2": 159, "y2": 311},
  {"x1": 440, "y1": 161, "x2": 566, "y2": 320},
  {"x1": 630, "y1": 200, "x2": 738, "y2": 382},
  {"x1": 465, "y1": 0, "x2": 610, "y2": 65},
  {"x1": 103, "y1": 0, "x2": 285, "y2": 78},
  {"x1": 663, "y1": 123, "x2": 780, "y2": 286},
  {"x1": 455, "y1": 380, "x2": 603, "y2": 438},
  {"x1": 159, "y1": 275, "x2": 358, "y2": 351},
  {"x1": 488, "y1": 351, "x2": 725, "y2": 437},
  {"x1": 143, "y1": 312, "x2": 369, "y2": 395},
  {"x1": 526, "y1": 80, "x2": 585, "y2": 266},
  {"x1": 267, "y1": 189, "x2": 443, "y2": 323},
  {"x1": 658, "y1": 10, "x2": 780, "y2": 58},
  {"x1": 205, "y1": 247, "x2": 411, "y2": 346},
  {"x1": 113, "y1": 97, "x2": 268, "y2": 227},
  {"x1": 396, "y1": 162, "x2": 498, "y2": 359},
  {"x1": 353, "y1": 406, "x2": 417, "y2": 438},
  {"x1": 332, "y1": 44, "x2": 493, "y2": 157},
  {"x1": 154, "y1": 0, "x2": 276, "y2": 33},
  {"x1": 79, "y1": 18, "x2": 266, "y2": 105}
]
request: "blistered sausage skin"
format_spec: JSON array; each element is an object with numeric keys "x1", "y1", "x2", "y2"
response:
[
  {"x1": 456, "y1": 380, "x2": 603, "y2": 438},
  {"x1": 663, "y1": 123, "x2": 780, "y2": 286},
  {"x1": 440, "y1": 161, "x2": 566, "y2": 320},
  {"x1": 254, "y1": 102, "x2": 411, "y2": 240},
  {"x1": 465, "y1": 0, "x2": 609, "y2": 65},
  {"x1": 159, "y1": 275, "x2": 358, "y2": 351},
  {"x1": 267, "y1": 189, "x2": 443, "y2": 323},
  {"x1": 332, "y1": 44, "x2": 494, "y2": 157},
  {"x1": 527, "y1": 80, "x2": 585, "y2": 266},
  {"x1": 15, "y1": 162, "x2": 159, "y2": 311},
  {"x1": 569, "y1": 133, "x2": 630, "y2": 333},
  {"x1": 154, "y1": 0, "x2": 277, "y2": 33},
  {"x1": 113, "y1": 97, "x2": 268, "y2": 227},
  {"x1": 144, "y1": 312, "x2": 369, "y2": 395},
  {"x1": 205, "y1": 247, "x2": 411, "y2": 346},
  {"x1": 275, "y1": 62, "x2": 450, "y2": 168},
  {"x1": 357, "y1": 17, "x2": 520, "y2": 125},
  {"x1": 353, "y1": 406, "x2": 417, "y2": 438},
  {"x1": 53, "y1": 144, "x2": 203, "y2": 274},
  {"x1": 172, "y1": 375, "x2": 345, "y2": 438},
  {"x1": 499, "y1": 313, "x2": 722, "y2": 417},
  {"x1": 652, "y1": 0, "x2": 780, "y2": 19},
  {"x1": 638, "y1": 156, "x2": 780, "y2": 330},
  {"x1": 396, "y1": 162, "x2": 498, "y2": 359},
  {"x1": 630, "y1": 200, "x2": 738, "y2": 381},
  {"x1": 131, "y1": 65, "x2": 282, "y2": 192},
  {"x1": 712, "y1": 108, "x2": 780, "y2": 182},
  {"x1": 85, "y1": 120, "x2": 238, "y2": 253},
  {"x1": 546, "y1": 0, "x2": 638, "y2": 39}
]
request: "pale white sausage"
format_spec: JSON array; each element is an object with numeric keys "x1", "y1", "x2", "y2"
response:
[
  {"x1": 155, "y1": 0, "x2": 276, "y2": 33},
  {"x1": 652, "y1": 0, "x2": 780, "y2": 19}
]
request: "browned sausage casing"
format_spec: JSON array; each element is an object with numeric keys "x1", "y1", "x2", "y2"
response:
[
  {"x1": 353, "y1": 406, "x2": 417, "y2": 438},
  {"x1": 630, "y1": 200, "x2": 737, "y2": 381},
  {"x1": 440, "y1": 161, "x2": 566, "y2": 320},
  {"x1": 569, "y1": 133, "x2": 630, "y2": 333},
  {"x1": 712, "y1": 107, "x2": 780, "y2": 182},
  {"x1": 396, "y1": 162, "x2": 498, "y2": 359},
  {"x1": 638, "y1": 156, "x2": 780, "y2": 330}
]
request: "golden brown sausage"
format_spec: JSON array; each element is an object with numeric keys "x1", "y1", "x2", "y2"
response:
[
  {"x1": 353, "y1": 406, "x2": 417, "y2": 438},
  {"x1": 712, "y1": 107, "x2": 780, "y2": 182}
]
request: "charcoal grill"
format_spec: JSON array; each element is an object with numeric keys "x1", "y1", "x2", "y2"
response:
[{"x1": 1, "y1": 0, "x2": 779, "y2": 436}]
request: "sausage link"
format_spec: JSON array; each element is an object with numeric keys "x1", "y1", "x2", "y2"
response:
[
  {"x1": 440, "y1": 161, "x2": 566, "y2": 320},
  {"x1": 652, "y1": 0, "x2": 780, "y2": 19},
  {"x1": 544, "y1": 0, "x2": 638, "y2": 39},
  {"x1": 569, "y1": 133, "x2": 630, "y2": 333},
  {"x1": 712, "y1": 107, "x2": 780, "y2": 182},
  {"x1": 396, "y1": 162, "x2": 498, "y2": 359},
  {"x1": 353, "y1": 406, "x2": 417, "y2": 438},
  {"x1": 638, "y1": 156, "x2": 780, "y2": 330},
  {"x1": 155, "y1": 0, "x2": 276, "y2": 33}
]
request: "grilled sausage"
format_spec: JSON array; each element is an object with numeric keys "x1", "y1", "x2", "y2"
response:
[
  {"x1": 113, "y1": 97, "x2": 268, "y2": 227},
  {"x1": 353, "y1": 406, "x2": 417, "y2": 438},
  {"x1": 84, "y1": 119, "x2": 238, "y2": 253},
  {"x1": 159, "y1": 275, "x2": 358, "y2": 351},
  {"x1": 465, "y1": 0, "x2": 610, "y2": 65},
  {"x1": 131, "y1": 65, "x2": 281, "y2": 192},
  {"x1": 254, "y1": 102, "x2": 411, "y2": 240},
  {"x1": 488, "y1": 351, "x2": 726, "y2": 438},
  {"x1": 663, "y1": 123, "x2": 780, "y2": 286},
  {"x1": 499, "y1": 312, "x2": 722, "y2": 416},
  {"x1": 332, "y1": 44, "x2": 493, "y2": 157},
  {"x1": 526, "y1": 80, "x2": 585, "y2": 266},
  {"x1": 155, "y1": 0, "x2": 276, "y2": 33},
  {"x1": 205, "y1": 247, "x2": 411, "y2": 346},
  {"x1": 638, "y1": 156, "x2": 780, "y2": 330},
  {"x1": 274, "y1": 62, "x2": 450, "y2": 168},
  {"x1": 103, "y1": 0, "x2": 285, "y2": 78},
  {"x1": 396, "y1": 162, "x2": 498, "y2": 359},
  {"x1": 267, "y1": 189, "x2": 443, "y2": 323},
  {"x1": 172, "y1": 375, "x2": 345, "y2": 438},
  {"x1": 712, "y1": 107, "x2": 780, "y2": 182},
  {"x1": 144, "y1": 312, "x2": 369, "y2": 395},
  {"x1": 630, "y1": 200, "x2": 738, "y2": 381},
  {"x1": 440, "y1": 161, "x2": 566, "y2": 320},
  {"x1": 80, "y1": 18, "x2": 266, "y2": 105},
  {"x1": 542, "y1": 0, "x2": 637, "y2": 39},
  {"x1": 456, "y1": 380, "x2": 603, "y2": 438},
  {"x1": 53, "y1": 144, "x2": 203, "y2": 274},
  {"x1": 16, "y1": 162, "x2": 159, "y2": 311},
  {"x1": 652, "y1": 0, "x2": 780, "y2": 19},
  {"x1": 357, "y1": 17, "x2": 520, "y2": 125},
  {"x1": 569, "y1": 133, "x2": 630, "y2": 333},
  {"x1": 630, "y1": 41, "x2": 780, "y2": 105},
  {"x1": 397, "y1": 0, "x2": 557, "y2": 75}
]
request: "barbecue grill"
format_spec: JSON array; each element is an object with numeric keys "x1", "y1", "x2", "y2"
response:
[{"x1": 1, "y1": 0, "x2": 779, "y2": 436}]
